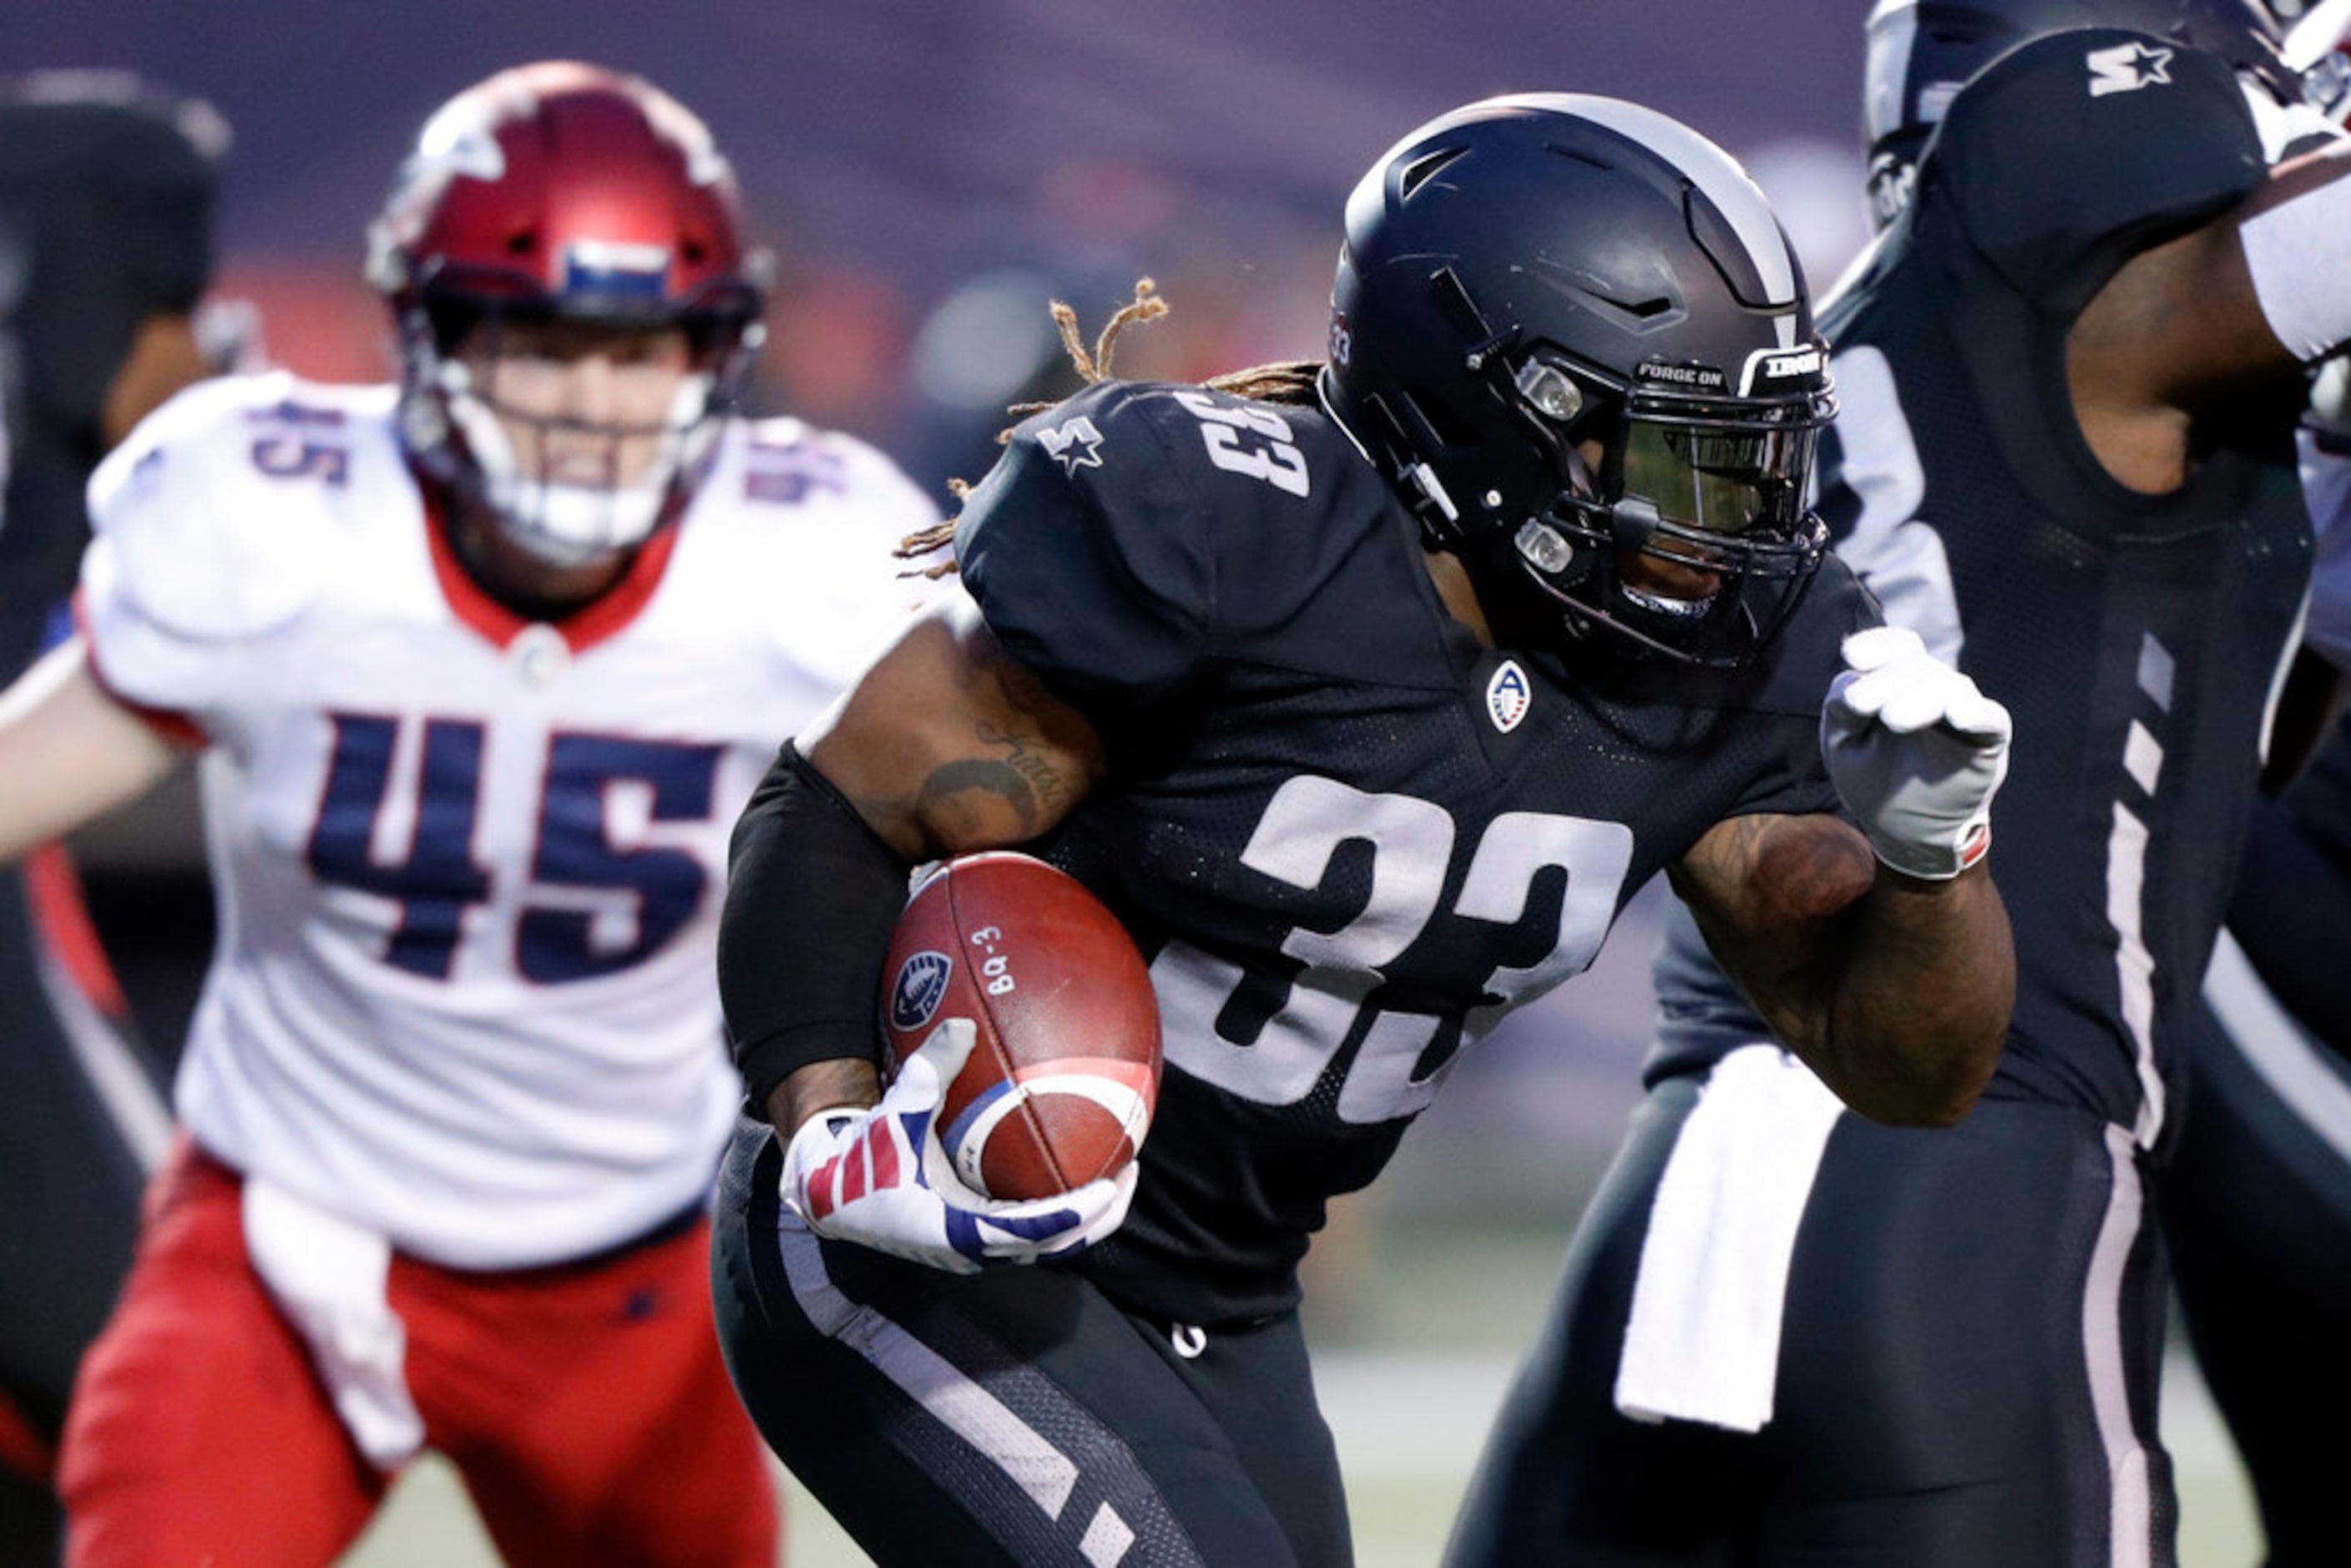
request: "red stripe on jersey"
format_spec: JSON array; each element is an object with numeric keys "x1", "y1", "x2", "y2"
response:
[
  {"x1": 870, "y1": 1125, "x2": 902, "y2": 1191},
  {"x1": 71, "y1": 592, "x2": 210, "y2": 749},
  {"x1": 23, "y1": 844, "x2": 133, "y2": 1019},
  {"x1": 552, "y1": 524, "x2": 682, "y2": 655},
  {"x1": 417, "y1": 483, "x2": 684, "y2": 657}
]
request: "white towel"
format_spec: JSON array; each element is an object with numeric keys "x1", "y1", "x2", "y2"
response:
[
  {"x1": 241, "y1": 1177, "x2": 426, "y2": 1471},
  {"x1": 1613, "y1": 1043, "x2": 1846, "y2": 1433}
]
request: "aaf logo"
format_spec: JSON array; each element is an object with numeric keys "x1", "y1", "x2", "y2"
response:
[
  {"x1": 2087, "y1": 41, "x2": 2173, "y2": 98},
  {"x1": 889, "y1": 951, "x2": 954, "y2": 1032},
  {"x1": 1487, "y1": 660, "x2": 1533, "y2": 733},
  {"x1": 1038, "y1": 415, "x2": 1105, "y2": 475}
]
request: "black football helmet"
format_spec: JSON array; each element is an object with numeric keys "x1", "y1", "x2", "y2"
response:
[
  {"x1": 1863, "y1": 0, "x2": 2316, "y2": 225},
  {"x1": 1321, "y1": 94, "x2": 1834, "y2": 668}
]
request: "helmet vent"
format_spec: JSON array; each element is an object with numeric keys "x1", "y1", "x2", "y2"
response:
[
  {"x1": 505, "y1": 230, "x2": 536, "y2": 255},
  {"x1": 1398, "y1": 146, "x2": 1470, "y2": 200},
  {"x1": 1602, "y1": 291, "x2": 1676, "y2": 321}
]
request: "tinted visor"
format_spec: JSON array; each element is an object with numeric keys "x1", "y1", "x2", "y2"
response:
[{"x1": 1617, "y1": 417, "x2": 1818, "y2": 544}]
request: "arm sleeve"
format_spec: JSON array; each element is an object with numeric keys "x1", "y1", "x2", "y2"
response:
[
  {"x1": 719, "y1": 744, "x2": 914, "y2": 1112},
  {"x1": 953, "y1": 382, "x2": 1217, "y2": 725},
  {"x1": 1924, "y1": 28, "x2": 2268, "y2": 315}
]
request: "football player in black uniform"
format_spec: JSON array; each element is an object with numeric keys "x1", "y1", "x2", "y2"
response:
[
  {"x1": 1449, "y1": 5, "x2": 2351, "y2": 1565},
  {"x1": 2171, "y1": 706, "x2": 2351, "y2": 1568},
  {"x1": 0, "y1": 73, "x2": 224, "y2": 1563},
  {"x1": 2156, "y1": 26, "x2": 2351, "y2": 1568},
  {"x1": 713, "y1": 94, "x2": 2020, "y2": 1566},
  {"x1": 2162, "y1": 10, "x2": 2351, "y2": 1551}
]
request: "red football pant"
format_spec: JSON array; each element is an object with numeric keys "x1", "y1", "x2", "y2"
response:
[{"x1": 58, "y1": 1141, "x2": 779, "y2": 1567}]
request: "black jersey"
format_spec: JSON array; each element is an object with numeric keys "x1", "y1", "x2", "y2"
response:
[
  {"x1": 0, "y1": 87, "x2": 217, "y2": 680},
  {"x1": 1651, "y1": 30, "x2": 2310, "y2": 1142},
  {"x1": 956, "y1": 377, "x2": 1876, "y2": 1325}
]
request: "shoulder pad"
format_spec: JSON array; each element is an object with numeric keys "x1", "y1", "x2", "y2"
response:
[
  {"x1": 724, "y1": 415, "x2": 942, "y2": 529},
  {"x1": 958, "y1": 379, "x2": 1400, "y2": 714},
  {"x1": 985, "y1": 377, "x2": 1368, "y2": 557},
  {"x1": 86, "y1": 373, "x2": 393, "y2": 641},
  {"x1": 1921, "y1": 29, "x2": 2265, "y2": 313},
  {"x1": 954, "y1": 382, "x2": 1206, "y2": 710},
  {"x1": 680, "y1": 416, "x2": 946, "y2": 665}
]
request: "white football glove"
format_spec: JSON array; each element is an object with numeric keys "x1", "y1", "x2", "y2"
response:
[
  {"x1": 1821, "y1": 625, "x2": 2012, "y2": 881},
  {"x1": 781, "y1": 1019, "x2": 1137, "y2": 1274}
]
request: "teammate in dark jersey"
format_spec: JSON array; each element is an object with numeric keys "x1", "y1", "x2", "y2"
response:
[
  {"x1": 0, "y1": 73, "x2": 223, "y2": 1562},
  {"x1": 1449, "y1": 8, "x2": 2351, "y2": 1565},
  {"x1": 712, "y1": 94, "x2": 2019, "y2": 1565},
  {"x1": 2170, "y1": 705, "x2": 2351, "y2": 1568},
  {"x1": 2163, "y1": 12, "x2": 2351, "y2": 1566}
]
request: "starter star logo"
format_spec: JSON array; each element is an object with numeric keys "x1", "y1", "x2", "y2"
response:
[
  {"x1": 1037, "y1": 415, "x2": 1105, "y2": 475},
  {"x1": 2086, "y1": 41, "x2": 2173, "y2": 98}
]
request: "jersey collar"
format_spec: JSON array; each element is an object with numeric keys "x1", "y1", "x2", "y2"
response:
[{"x1": 417, "y1": 481, "x2": 683, "y2": 657}]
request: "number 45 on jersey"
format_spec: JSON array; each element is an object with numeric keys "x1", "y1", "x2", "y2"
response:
[{"x1": 306, "y1": 713, "x2": 722, "y2": 984}]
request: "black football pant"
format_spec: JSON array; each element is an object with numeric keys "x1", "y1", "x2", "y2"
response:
[
  {"x1": 711, "y1": 1118, "x2": 1352, "y2": 1567},
  {"x1": 2166, "y1": 948, "x2": 2351, "y2": 1568},
  {"x1": 1447, "y1": 1081, "x2": 2173, "y2": 1568}
]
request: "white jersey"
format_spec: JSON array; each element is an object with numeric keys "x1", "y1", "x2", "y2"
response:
[{"x1": 79, "y1": 372, "x2": 939, "y2": 1268}]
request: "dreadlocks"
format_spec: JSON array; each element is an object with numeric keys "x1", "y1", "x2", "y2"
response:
[{"x1": 897, "y1": 281, "x2": 1323, "y2": 573}]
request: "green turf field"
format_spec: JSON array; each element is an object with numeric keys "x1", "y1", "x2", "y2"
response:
[
  {"x1": 344, "y1": 1220, "x2": 2266, "y2": 1566},
  {"x1": 342, "y1": 1351, "x2": 2262, "y2": 1567}
]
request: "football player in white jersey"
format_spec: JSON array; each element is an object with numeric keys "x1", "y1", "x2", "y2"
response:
[{"x1": 0, "y1": 62, "x2": 938, "y2": 1566}]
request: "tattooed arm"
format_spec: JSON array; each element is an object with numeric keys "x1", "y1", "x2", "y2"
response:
[
  {"x1": 802, "y1": 597, "x2": 1105, "y2": 861},
  {"x1": 737, "y1": 597, "x2": 1109, "y2": 1130},
  {"x1": 1669, "y1": 811, "x2": 2012, "y2": 1126}
]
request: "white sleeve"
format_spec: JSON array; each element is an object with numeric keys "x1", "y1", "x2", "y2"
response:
[
  {"x1": 787, "y1": 434, "x2": 950, "y2": 686},
  {"x1": 2240, "y1": 155, "x2": 2351, "y2": 365},
  {"x1": 1822, "y1": 346, "x2": 1964, "y2": 664},
  {"x1": 79, "y1": 375, "x2": 326, "y2": 721}
]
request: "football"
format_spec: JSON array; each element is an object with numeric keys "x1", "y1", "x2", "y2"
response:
[{"x1": 880, "y1": 852, "x2": 1162, "y2": 1201}]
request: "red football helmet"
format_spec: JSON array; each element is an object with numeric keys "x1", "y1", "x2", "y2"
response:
[{"x1": 367, "y1": 62, "x2": 766, "y2": 564}]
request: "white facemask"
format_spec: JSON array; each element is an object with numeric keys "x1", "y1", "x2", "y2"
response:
[{"x1": 427, "y1": 356, "x2": 720, "y2": 567}]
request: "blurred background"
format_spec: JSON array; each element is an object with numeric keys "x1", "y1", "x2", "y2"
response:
[{"x1": 13, "y1": 1, "x2": 2263, "y2": 1561}]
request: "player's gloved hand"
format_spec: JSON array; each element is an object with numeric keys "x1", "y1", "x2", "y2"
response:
[
  {"x1": 780, "y1": 1019, "x2": 1136, "y2": 1274},
  {"x1": 1821, "y1": 625, "x2": 2012, "y2": 881}
]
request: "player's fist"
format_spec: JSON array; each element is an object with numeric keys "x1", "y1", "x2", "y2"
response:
[
  {"x1": 1821, "y1": 625, "x2": 2011, "y2": 881},
  {"x1": 780, "y1": 1019, "x2": 1135, "y2": 1274}
]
